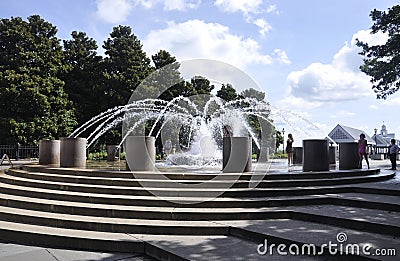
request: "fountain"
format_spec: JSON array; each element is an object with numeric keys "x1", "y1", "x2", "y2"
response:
[{"x1": 60, "y1": 59, "x2": 322, "y2": 174}]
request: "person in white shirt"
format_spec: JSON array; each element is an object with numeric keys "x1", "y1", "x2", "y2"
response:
[{"x1": 388, "y1": 139, "x2": 399, "y2": 170}]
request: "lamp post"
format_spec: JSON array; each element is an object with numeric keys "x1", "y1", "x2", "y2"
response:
[
  {"x1": 374, "y1": 128, "x2": 377, "y2": 155},
  {"x1": 282, "y1": 128, "x2": 285, "y2": 153}
]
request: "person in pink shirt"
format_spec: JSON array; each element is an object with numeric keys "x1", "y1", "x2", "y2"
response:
[{"x1": 358, "y1": 133, "x2": 370, "y2": 169}]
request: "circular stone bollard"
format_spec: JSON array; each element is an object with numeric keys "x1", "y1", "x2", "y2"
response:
[
  {"x1": 223, "y1": 137, "x2": 252, "y2": 173},
  {"x1": 60, "y1": 137, "x2": 87, "y2": 168},
  {"x1": 39, "y1": 140, "x2": 60, "y2": 166},
  {"x1": 293, "y1": 147, "x2": 303, "y2": 164},
  {"x1": 339, "y1": 142, "x2": 359, "y2": 170},
  {"x1": 302, "y1": 139, "x2": 329, "y2": 172},
  {"x1": 106, "y1": 145, "x2": 118, "y2": 161},
  {"x1": 329, "y1": 146, "x2": 337, "y2": 165},
  {"x1": 125, "y1": 136, "x2": 155, "y2": 171}
]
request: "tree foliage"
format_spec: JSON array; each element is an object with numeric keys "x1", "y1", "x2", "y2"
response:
[
  {"x1": 240, "y1": 87, "x2": 266, "y2": 101},
  {"x1": 102, "y1": 25, "x2": 153, "y2": 108},
  {"x1": 0, "y1": 15, "x2": 76, "y2": 145},
  {"x1": 216, "y1": 84, "x2": 238, "y2": 101},
  {"x1": 62, "y1": 31, "x2": 103, "y2": 123},
  {"x1": 356, "y1": 5, "x2": 400, "y2": 99},
  {"x1": 0, "y1": 15, "x2": 275, "y2": 152}
]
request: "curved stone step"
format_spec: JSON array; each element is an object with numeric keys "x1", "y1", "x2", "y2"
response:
[
  {"x1": 0, "y1": 220, "x2": 189, "y2": 260},
  {"x1": 0, "y1": 205, "x2": 228, "y2": 235},
  {"x1": 6, "y1": 168, "x2": 386, "y2": 189},
  {"x1": 1, "y1": 171, "x2": 394, "y2": 197},
  {"x1": 0, "y1": 171, "x2": 396, "y2": 203},
  {"x1": 227, "y1": 219, "x2": 396, "y2": 260},
  {"x1": 1, "y1": 185, "x2": 399, "y2": 221},
  {"x1": 22, "y1": 165, "x2": 381, "y2": 180},
  {"x1": 0, "y1": 219, "x2": 143, "y2": 253}
]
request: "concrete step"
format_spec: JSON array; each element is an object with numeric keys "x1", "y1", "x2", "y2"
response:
[
  {"x1": 1, "y1": 172, "x2": 399, "y2": 204},
  {"x1": 22, "y1": 165, "x2": 381, "y2": 180},
  {"x1": 0, "y1": 219, "x2": 143, "y2": 253},
  {"x1": 6, "y1": 168, "x2": 390, "y2": 189},
  {"x1": 226, "y1": 219, "x2": 397, "y2": 260},
  {"x1": 0, "y1": 187, "x2": 398, "y2": 222},
  {"x1": 132, "y1": 234, "x2": 323, "y2": 261},
  {"x1": 0, "y1": 188, "x2": 399, "y2": 238},
  {"x1": 0, "y1": 220, "x2": 189, "y2": 260},
  {"x1": 289, "y1": 205, "x2": 400, "y2": 237},
  {"x1": 0, "y1": 172, "x2": 395, "y2": 198},
  {"x1": 0, "y1": 205, "x2": 228, "y2": 235},
  {"x1": 1, "y1": 180, "x2": 400, "y2": 215}
]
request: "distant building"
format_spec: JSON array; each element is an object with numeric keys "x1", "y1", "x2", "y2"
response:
[
  {"x1": 328, "y1": 124, "x2": 375, "y2": 146},
  {"x1": 371, "y1": 122, "x2": 400, "y2": 154}
]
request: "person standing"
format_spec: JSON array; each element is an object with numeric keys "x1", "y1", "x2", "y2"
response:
[
  {"x1": 358, "y1": 133, "x2": 370, "y2": 169},
  {"x1": 388, "y1": 139, "x2": 399, "y2": 170},
  {"x1": 286, "y1": 134, "x2": 294, "y2": 166},
  {"x1": 164, "y1": 139, "x2": 172, "y2": 158}
]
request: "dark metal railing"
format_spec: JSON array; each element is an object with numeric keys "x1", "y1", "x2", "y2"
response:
[{"x1": 0, "y1": 145, "x2": 39, "y2": 160}]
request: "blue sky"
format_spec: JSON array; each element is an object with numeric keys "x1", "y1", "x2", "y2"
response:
[{"x1": 1, "y1": 0, "x2": 399, "y2": 145}]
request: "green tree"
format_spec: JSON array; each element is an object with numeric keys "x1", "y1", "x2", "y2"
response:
[
  {"x1": 191, "y1": 76, "x2": 215, "y2": 95},
  {"x1": 101, "y1": 26, "x2": 153, "y2": 144},
  {"x1": 62, "y1": 31, "x2": 103, "y2": 124},
  {"x1": 275, "y1": 130, "x2": 284, "y2": 152},
  {"x1": 216, "y1": 84, "x2": 238, "y2": 101},
  {"x1": 356, "y1": 5, "x2": 400, "y2": 99},
  {"x1": 102, "y1": 25, "x2": 153, "y2": 107},
  {"x1": 150, "y1": 50, "x2": 194, "y2": 101},
  {"x1": 240, "y1": 88, "x2": 266, "y2": 101},
  {"x1": 0, "y1": 15, "x2": 76, "y2": 145}
]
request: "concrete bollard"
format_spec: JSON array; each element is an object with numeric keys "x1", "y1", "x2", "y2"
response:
[
  {"x1": 39, "y1": 140, "x2": 60, "y2": 166},
  {"x1": 302, "y1": 139, "x2": 329, "y2": 172},
  {"x1": 329, "y1": 146, "x2": 337, "y2": 165},
  {"x1": 339, "y1": 142, "x2": 359, "y2": 170},
  {"x1": 258, "y1": 147, "x2": 269, "y2": 163},
  {"x1": 223, "y1": 137, "x2": 252, "y2": 173},
  {"x1": 293, "y1": 147, "x2": 303, "y2": 164},
  {"x1": 60, "y1": 137, "x2": 87, "y2": 168},
  {"x1": 125, "y1": 136, "x2": 155, "y2": 171},
  {"x1": 106, "y1": 145, "x2": 118, "y2": 161}
]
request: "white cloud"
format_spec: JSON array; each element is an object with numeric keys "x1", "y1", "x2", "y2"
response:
[
  {"x1": 266, "y1": 4, "x2": 279, "y2": 14},
  {"x1": 287, "y1": 62, "x2": 372, "y2": 102},
  {"x1": 351, "y1": 29, "x2": 388, "y2": 46},
  {"x1": 285, "y1": 29, "x2": 390, "y2": 102},
  {"x1": 380, "y1": 96, "x2": 400, "y2": 106},
  {"x1": 214, "y1": 0, "x2": 263, "y2": 15},
  {"x1": 331, "y1": 110, "x2": 356, "y2": 119},
  {"x1": 273, "y1": 49, "x2": 290, "y2": 64},
  {"x1": 162, "y1": 0, "x2": 201, "y2": 11},
  {"x1": 275, "y1": 96, "x2": 322, "y2": 111},
  {"x1": 143, "y1": 19, "x2": 273, "y2": 69},
  {"x1": 253, "y1": 18, "x2": 272, "y2": 36},
  {"x1": 95, "y1": 0, "x2": 200, "y2": 23},
  {"x1": 95, "y1": 0, "x2": 134, "y2": 23}
]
